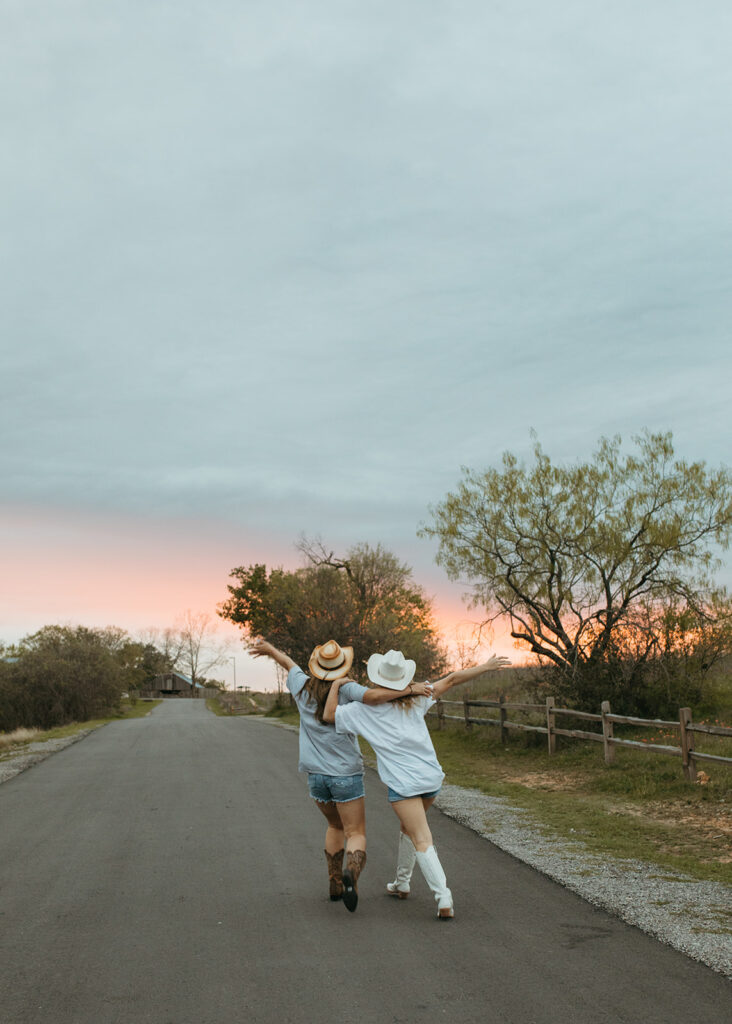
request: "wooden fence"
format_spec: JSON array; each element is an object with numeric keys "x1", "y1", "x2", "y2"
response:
[{"x1": 427, "y1": 696, "x2": 732, "y2": 782}]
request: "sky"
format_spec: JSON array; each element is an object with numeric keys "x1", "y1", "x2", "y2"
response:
[{"x1": 2, "y1": 1, "x2": 731, "y2": 689}]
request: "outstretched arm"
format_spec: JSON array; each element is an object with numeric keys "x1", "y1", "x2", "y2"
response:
[
  {"x1": 362, "y1": 680, "x2": 432, "y2": 705},
  {"x1": 431, "y1": 655, "x2": 511, "y2": 699},
  {"x1": 249, "y1": 640, "x2": 297, "y2": 674}
]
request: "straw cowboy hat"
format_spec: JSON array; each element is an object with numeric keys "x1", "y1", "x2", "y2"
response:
[
  {"x1": 308, "y1": 640, "x2": 354, "y2": 681},
  {"x1": 366, "y1": 649, "x2": 416, "y2": 690}
]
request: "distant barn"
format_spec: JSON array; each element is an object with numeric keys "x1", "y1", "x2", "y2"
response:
[{"x1": 146, "y1": 672, "x2": 204, "y2": 698}]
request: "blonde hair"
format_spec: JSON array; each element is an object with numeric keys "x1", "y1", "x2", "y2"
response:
[{"x1": 379, "y1": 689, "x2": 420, "y2": 711}]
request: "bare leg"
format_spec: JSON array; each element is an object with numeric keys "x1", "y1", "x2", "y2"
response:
[
  {"x1": 335, "y1": 798, "x2": 367, "y2": 912},
  {"x1": 315, "y1": 800, "x2": 346, "y2": 900},
  {"x1": 315, "y1": 799, "x2": 345, "y2": 855},
  {"x1": 333, "y1": 797, "x2": 366, "y2": 855},
  {"x1": 390, "y1": 796, "x2": 434, "y2": 851}
]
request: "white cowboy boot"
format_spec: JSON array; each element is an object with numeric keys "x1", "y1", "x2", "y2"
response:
[
  {"x1": 386, "y1": 832, "x2": 417, "y2": 899},
  {"x1": 415, "y1": 846, "x2": 454, "y2": 919}
]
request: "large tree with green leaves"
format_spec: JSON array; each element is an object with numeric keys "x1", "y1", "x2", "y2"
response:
[
  {"x1": 0, "y1": 626, "x2": 129, "y2": 731},
  {"x1": 218, "y1": 541, "x2": 446, "y2": 681},
  {"x1": 421, "y1": 432, "x2": 732, "y2": 713}
]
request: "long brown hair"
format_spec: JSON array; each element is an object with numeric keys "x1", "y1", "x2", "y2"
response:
[{"x1": 303, "y1": 677, "x2": 337, "y2": 724}]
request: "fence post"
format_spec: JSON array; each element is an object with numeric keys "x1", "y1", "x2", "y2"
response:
[
  {"x1": 463, "y1": 696, "x2": 472, "y2": 731},
  {"x1": 499, "y1": 693, "x2": 507, "y2": 745},
  {"x1": 601, "y1": 700, "x2": 615, "y2": 765},
  {"x1": 437, "y1": 699, "x2": 445, "y2": 731},
  {"x1": 546, "y1": 697, "x2": 556, "y2": 756},
  {"x1": 679, "y1": 707, "x2": 696, "y2": 781}
]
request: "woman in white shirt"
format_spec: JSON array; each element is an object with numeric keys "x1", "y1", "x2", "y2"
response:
[
  {"x1": 324, "y1": 649, "x2": 510, "y2": 919},
  {"x1": 250, "y1": 639, "x2": 430, "y2": 911}
]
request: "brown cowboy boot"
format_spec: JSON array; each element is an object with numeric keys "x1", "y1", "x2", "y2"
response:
[
  {"x1": 325, "y1": 849, "x2": 344, "y2": 901},
  {"x1": 342, "y1": 850, "x2": 367, "y2": 913}
]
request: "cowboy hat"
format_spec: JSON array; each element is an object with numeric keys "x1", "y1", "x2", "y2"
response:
[
  {"x1": 308, "y1": 639, "x2": 354, "y2": 681},
  {"x1": 366, "y1": 649, "x2": 416, "y2": 690}
]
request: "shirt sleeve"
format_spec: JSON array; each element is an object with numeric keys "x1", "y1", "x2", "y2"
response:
[
  {"x1": 416, "y1": 694, "x2": 436, "y2": 716},
  {"x1": 334, "y1": 703, "x2": 359, "y2": 735},
  {"x1": 338, "y1": 682, "x2": 368, "y2": 704},
  {"x1": 286, "y1": 666, "x2": 309, "y2": 697}
]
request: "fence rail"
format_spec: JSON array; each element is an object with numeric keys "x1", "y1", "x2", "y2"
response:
[{"x1": 427, "y1": 695, "x2": 732, "y2": 782}]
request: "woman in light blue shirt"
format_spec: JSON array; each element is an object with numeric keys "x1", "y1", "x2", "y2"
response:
[{"x1": 250, "y1": 639, "x2": 430, "y2": 911}]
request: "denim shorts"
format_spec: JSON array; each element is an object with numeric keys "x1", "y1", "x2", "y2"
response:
[
  {"x1": 387, "y1": 786, "x2": 442, "y2": 804},
  {"x1": 307, "y1": 772, "x2": 365, "y2": 804}
]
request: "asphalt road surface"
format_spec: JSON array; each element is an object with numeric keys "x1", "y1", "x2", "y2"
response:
[{"x1": 1, "y1": 701, "x2": 729, "y2": 1024}]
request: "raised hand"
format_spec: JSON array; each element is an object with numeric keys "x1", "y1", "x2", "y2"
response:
[{"x1": 249, "y1": 640, "x2": 275, "y2": 659}]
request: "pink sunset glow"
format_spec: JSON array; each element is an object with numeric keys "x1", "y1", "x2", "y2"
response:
[{"x1": 1, "y1": 505, "x2": 522, "y2": 690}]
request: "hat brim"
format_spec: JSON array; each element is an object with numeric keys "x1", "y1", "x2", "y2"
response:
[
  {"x1": 308, "y1": 644, "x2": 354, "y2": 681},
  {"x1": 366, "y1": 652, "x2": 416, "y2": 690}
]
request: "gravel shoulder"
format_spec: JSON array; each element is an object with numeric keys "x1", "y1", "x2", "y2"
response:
[
  {"x1": 435, "y1": 783, "x2": 732, "y2": 980},
  {"x1": 0, "y1": 730, "x2": 99, "y2": 784}
]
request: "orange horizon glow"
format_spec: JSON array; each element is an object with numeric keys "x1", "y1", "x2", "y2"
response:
[{"x1": 1, "y1": 504, "x2": 530, "y2": 690}]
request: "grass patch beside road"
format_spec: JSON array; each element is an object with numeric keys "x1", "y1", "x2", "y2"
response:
[
  {"x1": 429, "y1": 722, "x2": 732, "y2": 886},
  {"x1": 264, "y1": 705, "x2": 300, "y2": 723},
  {"x1": 206, "y1": 698, "x2": 230, "y2": 717},
  {"x1": 0, "y1": 698, "x2": 162, "y2": 759},
  {"x1": 208, "y1": 691, "x2": 280, "y2": 716}
]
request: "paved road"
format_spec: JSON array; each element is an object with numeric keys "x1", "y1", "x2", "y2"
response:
[{"x1": 0, "y1": 701, "x2": 729, "y2": 1024}]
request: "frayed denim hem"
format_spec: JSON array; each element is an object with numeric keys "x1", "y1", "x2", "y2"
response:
[{"x1": 311, "y1": 792, "x2": 364, "y2": 805}]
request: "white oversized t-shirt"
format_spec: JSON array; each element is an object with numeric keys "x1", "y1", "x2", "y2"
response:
[{"x1": 334, "y1": 696, "x2": 445, "y2": 797}]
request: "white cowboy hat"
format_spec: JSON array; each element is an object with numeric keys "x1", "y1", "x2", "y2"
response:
[
  {"x1": 366, "y1": 649, "x2": 416, "y2": 690},
  {"x1": 308, "y1": 639, "x2": 354, "y2": 681}
]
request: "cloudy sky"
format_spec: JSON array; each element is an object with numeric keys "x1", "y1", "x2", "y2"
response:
[{"x1": 2, "y1": 1, "x2": 731, "y2": 687}]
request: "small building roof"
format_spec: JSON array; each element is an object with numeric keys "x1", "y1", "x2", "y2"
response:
[{"x1": 153, "y1": 671, "x2": 205, "y2": 689}]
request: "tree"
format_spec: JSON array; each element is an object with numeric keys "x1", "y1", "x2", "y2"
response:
[
  {"x1": 137, "y1": 627, "x2": 187, "y2": 674},
  {"x1": 218, "y1": 540, "x2": 447, "y2": 681},
  {"x1": 116, "y1": 639, "x2": 173, "y2": 691},
  {"x1": 421, "y1": 431, "x2": 732, "y2": 713},
  {"x1": 172, "y1": 610, "x2": 231, "y2": 686},
  {"x1": 0, "y1": 625, "x2": 128, "y2": 731}
]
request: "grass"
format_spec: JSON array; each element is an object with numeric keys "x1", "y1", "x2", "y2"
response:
[
  {"x1": 0, "y1": 727, "x2": 41, "y2": 750},
  {"x1": 427, "y1": 721, "x2": 732, "y2": 886},
  {"x1": 206, "y1": 690, "x2": 281, "y2": 717},
  {"x1": 0, "y1": 698, "x2": 162, "y2": 759},
  {"x1": 206, "y1": 698, "x2": 230, "y2": 717},
  {"x1": 263, "y1": 704, "x2": 300, "y2": 722}
]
